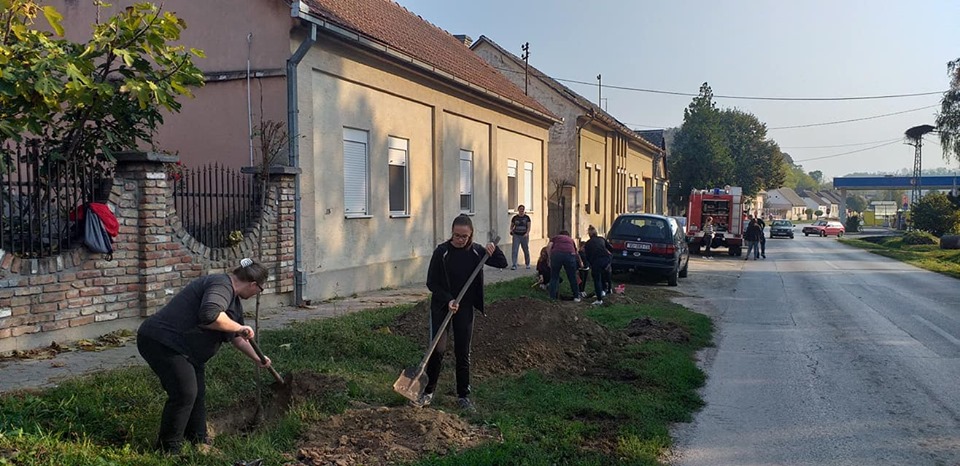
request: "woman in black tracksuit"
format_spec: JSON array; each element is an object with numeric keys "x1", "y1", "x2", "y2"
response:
[{"x1": 416, "y1": 215, "x2": 507, "y2": 412}]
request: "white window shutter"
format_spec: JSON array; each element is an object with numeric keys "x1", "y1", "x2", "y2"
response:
[{"x1": 343, "y1": 129, "x2": 368, "y2": 214}]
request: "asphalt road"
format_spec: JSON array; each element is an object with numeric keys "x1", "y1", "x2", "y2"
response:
[{"x1": 669, "y1": 228, "x2": 960, "y2": 466}]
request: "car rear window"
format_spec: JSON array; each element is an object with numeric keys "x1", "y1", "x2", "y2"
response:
[{"x1": 611, "y1": 217, "x2": 671, "y2": 241}]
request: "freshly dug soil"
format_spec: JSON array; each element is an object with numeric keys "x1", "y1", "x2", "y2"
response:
[
  {"x1": 295, "y1": 406, "x2": 499, "y2": 466},
  {"x1": 624, "y1": 316, "x2": 691, "y2": 344},
  {"x1": 219, "y1": 296, "x2": 690, "y2": 465},
  {"x1": 207, "y1": 371, "x2": 348, "y2": 437},
  {"x1": 391, "y1": 296, "x2": 625, "y2": 377}
]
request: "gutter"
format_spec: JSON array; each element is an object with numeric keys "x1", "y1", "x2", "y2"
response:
[{"x1": 288, "y1": 3, "x2": 317, "y2": 306}]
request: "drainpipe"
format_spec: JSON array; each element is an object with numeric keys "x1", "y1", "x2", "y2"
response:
[
  {"x1": 287, "y1": 12, "x2": 317, "y2": 306},
  {"x1": 575, "y1": 109, "x2": 596, "y2": 240}
]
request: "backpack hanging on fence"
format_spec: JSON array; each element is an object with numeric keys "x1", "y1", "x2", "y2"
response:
[{"x1": 82, "y1": 202, "x2": 116, "y2": 261}]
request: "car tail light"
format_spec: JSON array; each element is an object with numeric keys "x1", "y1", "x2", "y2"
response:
[
  {"x1": 651, "y1": 244, "x2": 675, "y2": 255},
  {"x1": 609, "y1": 239, "x2": 626, "y2": 251}
]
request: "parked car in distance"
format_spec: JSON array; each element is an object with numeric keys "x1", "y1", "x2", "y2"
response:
[
  {"x1": 608, "y1": 213, "x2": 689, "y2": 286},
  {"x1": 802, "y1": 220, "x2": 845, "y2": 237},
  {"x1": 769, "y1": 219, "x2": 794, "y2": 239}
]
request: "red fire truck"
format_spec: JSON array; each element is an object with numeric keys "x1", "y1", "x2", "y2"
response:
[{"x1": 686, "y1": 186, "x2": 745, "y2": 256}]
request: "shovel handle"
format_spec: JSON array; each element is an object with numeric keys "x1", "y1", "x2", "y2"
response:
[{"x1": 247, "y1": 338, "x2": 285, "y2": 385}]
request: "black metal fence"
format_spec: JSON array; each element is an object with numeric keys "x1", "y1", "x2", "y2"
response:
[
  {"x1": 0, "y1": 141, "x2": 114, "y2": 258},
  {"x1": 173, "y1": 163, "x2": 263, "y2": 249}
]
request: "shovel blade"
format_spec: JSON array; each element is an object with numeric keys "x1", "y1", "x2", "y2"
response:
[{"x1": 393, "y1": 367, "x2": 428, "y2": 402}]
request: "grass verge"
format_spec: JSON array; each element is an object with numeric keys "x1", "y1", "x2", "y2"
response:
[
  {"x1": 841, "y1": 236, "x2": 960, "y2": 279},
  {"x1": 0, "y1": 279, "x2": 712, "y2": 466}
]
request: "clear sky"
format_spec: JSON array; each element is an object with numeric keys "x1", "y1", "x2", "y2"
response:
[{"x1": 395, "y1": 0, "x2": 960, "y2": 182}]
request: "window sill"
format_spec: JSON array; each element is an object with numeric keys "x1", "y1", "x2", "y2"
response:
[
  {"x1": 389, "y1": 214, "x2": 411, "y2": 218},
  {"x1": 345, "y1": 214, "x2": 373, "y2": 219},
  {"x1": 460, "y1": 212, "x2": 475, "y2": 216}
]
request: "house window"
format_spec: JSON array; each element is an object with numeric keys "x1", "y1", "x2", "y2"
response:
[
  {"x1": 343, "y1": 128, "x2": 368, "y2": 215},
  {"x1": 523, "y1": 161, "x2": 534, "y2": 211},
  {"x1": 459, "y1": 149, "x2": 473, "y2": 213},
  {"x1": 388, "y1": 136, "x2": 409, "y2": 215},
  {"x1": 594, "y1": 166, "x2": 601, "y2": 214},
  {"x1": 507, "y1": 159, "x2": 518, "y2": 210}
]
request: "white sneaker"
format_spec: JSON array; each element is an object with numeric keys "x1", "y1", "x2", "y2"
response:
[
  {"x1": 573, "y1": 297, "x2": 581, "y2": 303},
  {"x1": 592, "y1": 300, "x2": 603, "y2": 305}
]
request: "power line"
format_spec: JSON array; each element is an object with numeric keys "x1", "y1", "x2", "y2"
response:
[
  {"x1": 488, "y1": 64, "x2": 945, "y2": 102},
  {"x1": 792, "y1": 140, "x2": 902, "y2": 162},
  {"x1": 556, "y1": 77, "x2": 945, "y2": 101},
  {"x1": 781, "y1": 138, "x2": 902, "y2": 149},
  {"x1": 768, "y1": 104, "x2": 939, "y2": 130}
]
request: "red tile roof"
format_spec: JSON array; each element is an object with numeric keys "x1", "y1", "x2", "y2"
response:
[{"x1": 300, "y1": 0, "x2": 556, "y2": 121}]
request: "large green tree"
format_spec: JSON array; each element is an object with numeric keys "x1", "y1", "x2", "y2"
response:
[
  {"x1": 717, "y1": 108, "x2": 785, "y2": 196},
  {"x1": 0, "y1": 0, "x2": 204, "y2": 171},
  {"x1": 669, "y1": 83, "x2": 733, "y2": 207},
  {"x1": 937, "y1": 58, "x2": 960, "y2": 162}
]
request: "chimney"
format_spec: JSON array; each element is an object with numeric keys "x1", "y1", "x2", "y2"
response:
[{"x1": 453, "y1": 34, "x2": 473, "y2": 47}]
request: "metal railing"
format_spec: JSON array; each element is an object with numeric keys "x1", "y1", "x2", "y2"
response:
[
  {"x1": 173, "y1": 163, "x2": 262, "y2": 249},
  {"x1": 1, "y1": 141, "x2": 114, "y2": 258}
]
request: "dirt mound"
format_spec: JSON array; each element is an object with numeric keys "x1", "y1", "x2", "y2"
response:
[
  {"x1": 624, "y1": 317, "x2": 690, "y2": 343},
  {"x1": 295, "y1": 406, "x2": 499, "y2": 466},
  {"x1": 391, "y1": 297, "x2": 623, "y2": 378}
]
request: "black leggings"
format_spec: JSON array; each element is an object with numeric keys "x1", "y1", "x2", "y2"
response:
[
  {"x1": 136, "y1": 334, "x2": 208, "y2": 452},
  {"x1": 424, "y1": 303, "x2": 475, "y2": 398}
]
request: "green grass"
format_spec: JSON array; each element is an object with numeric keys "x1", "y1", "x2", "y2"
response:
[
  {"x1": 841, "y1": 236, "x2": 960, "y2": 279},
  {"x1": 0, "y1": 280, "x2": 713, "y2": 466}
]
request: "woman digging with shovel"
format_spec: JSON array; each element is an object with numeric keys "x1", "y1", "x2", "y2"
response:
[
  {"x1": 411, "y1": 215, "x2": 507, "y2": 412},
  {"x1": 136, "y1": 258, "x2": 272, "y2": 455}
]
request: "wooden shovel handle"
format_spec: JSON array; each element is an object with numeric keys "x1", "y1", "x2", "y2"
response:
[{"x1": 247, "y1": 338, "x2": 285, "y2": 385}]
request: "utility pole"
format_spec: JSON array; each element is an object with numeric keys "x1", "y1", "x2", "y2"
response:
[
  {"x1": 597, "y1": 74, "x2": 602, "y2": 106},
  {"x1": 521, "y1": 42, "x2": 530, "y2": 95},
  {"x1": 905, "y1": 124, "x2": 936, "y2": 208}
]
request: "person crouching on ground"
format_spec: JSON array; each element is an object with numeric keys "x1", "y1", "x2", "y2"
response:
[
  {"x1": 535, "y1": 246, "x2": 550, "y2": 289},
  {"x1": 136, "y1": 258, "x2": 270, "y2": 454},
  {"x1": 416, "y1": 215, "x2": 507, "y2": 412}
]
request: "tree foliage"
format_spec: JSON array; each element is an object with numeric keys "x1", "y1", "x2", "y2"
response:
[
  {"x1": 780, "y1": 161, "x2": 819, "y2": 191},
  {"x1": 669, "y1": 84, "x2": 787, "y2": 208},
  {"x1": 911, "y1": 192, "x2": 960, "y2": 237},
  {"x1": 937, "y1": 59, "x2": 960, "y2": 163},
  {"x1": 0, "y1": 0, "x2": 205, "y2": 171},
  {"x1": 717, "y1": 108, "x2": 785, "y2": 197},
  {"x1": 846, "y1": 194, "x2": 867, "y2": 213},
  {"x1": 669, "y1": 83, "x2": 733, "y2": 207}
]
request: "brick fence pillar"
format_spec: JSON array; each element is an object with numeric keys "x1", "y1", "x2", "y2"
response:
[
  {"x1": 114, "y1": 151, "x2": 185, "y2": 316},
  {"x1": 241, "y1": 166, "x2": 298, "y2": 297}
]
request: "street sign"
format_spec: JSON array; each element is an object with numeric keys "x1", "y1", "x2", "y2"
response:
[{"x1": 872, "y1": 201, "x2": 896, "y2": 217}]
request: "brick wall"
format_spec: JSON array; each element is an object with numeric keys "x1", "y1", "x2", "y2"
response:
[{"x1": 0, "y1": 152, "x2": 296, "y2": 353}]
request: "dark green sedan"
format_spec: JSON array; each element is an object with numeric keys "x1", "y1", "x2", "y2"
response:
[{"x1": 769, "y1": 220, "x2": 795, "y2": 239}]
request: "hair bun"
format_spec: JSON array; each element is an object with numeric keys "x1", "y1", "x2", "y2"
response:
[{"x1": 239, "y1": 258, "x2": 254, "y2": 268}]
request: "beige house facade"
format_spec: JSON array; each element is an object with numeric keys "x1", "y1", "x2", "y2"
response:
[
  {"x1": 471, "y1": 36, "x2": 666, "y2": 240},
  {"x1": 56, "y1": 0, "x2": 556, "y2": 303}
]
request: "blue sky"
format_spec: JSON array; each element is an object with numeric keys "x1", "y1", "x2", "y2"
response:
[{"x1": 396, "y1": 0, "x2": 960, "y2": 181}]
